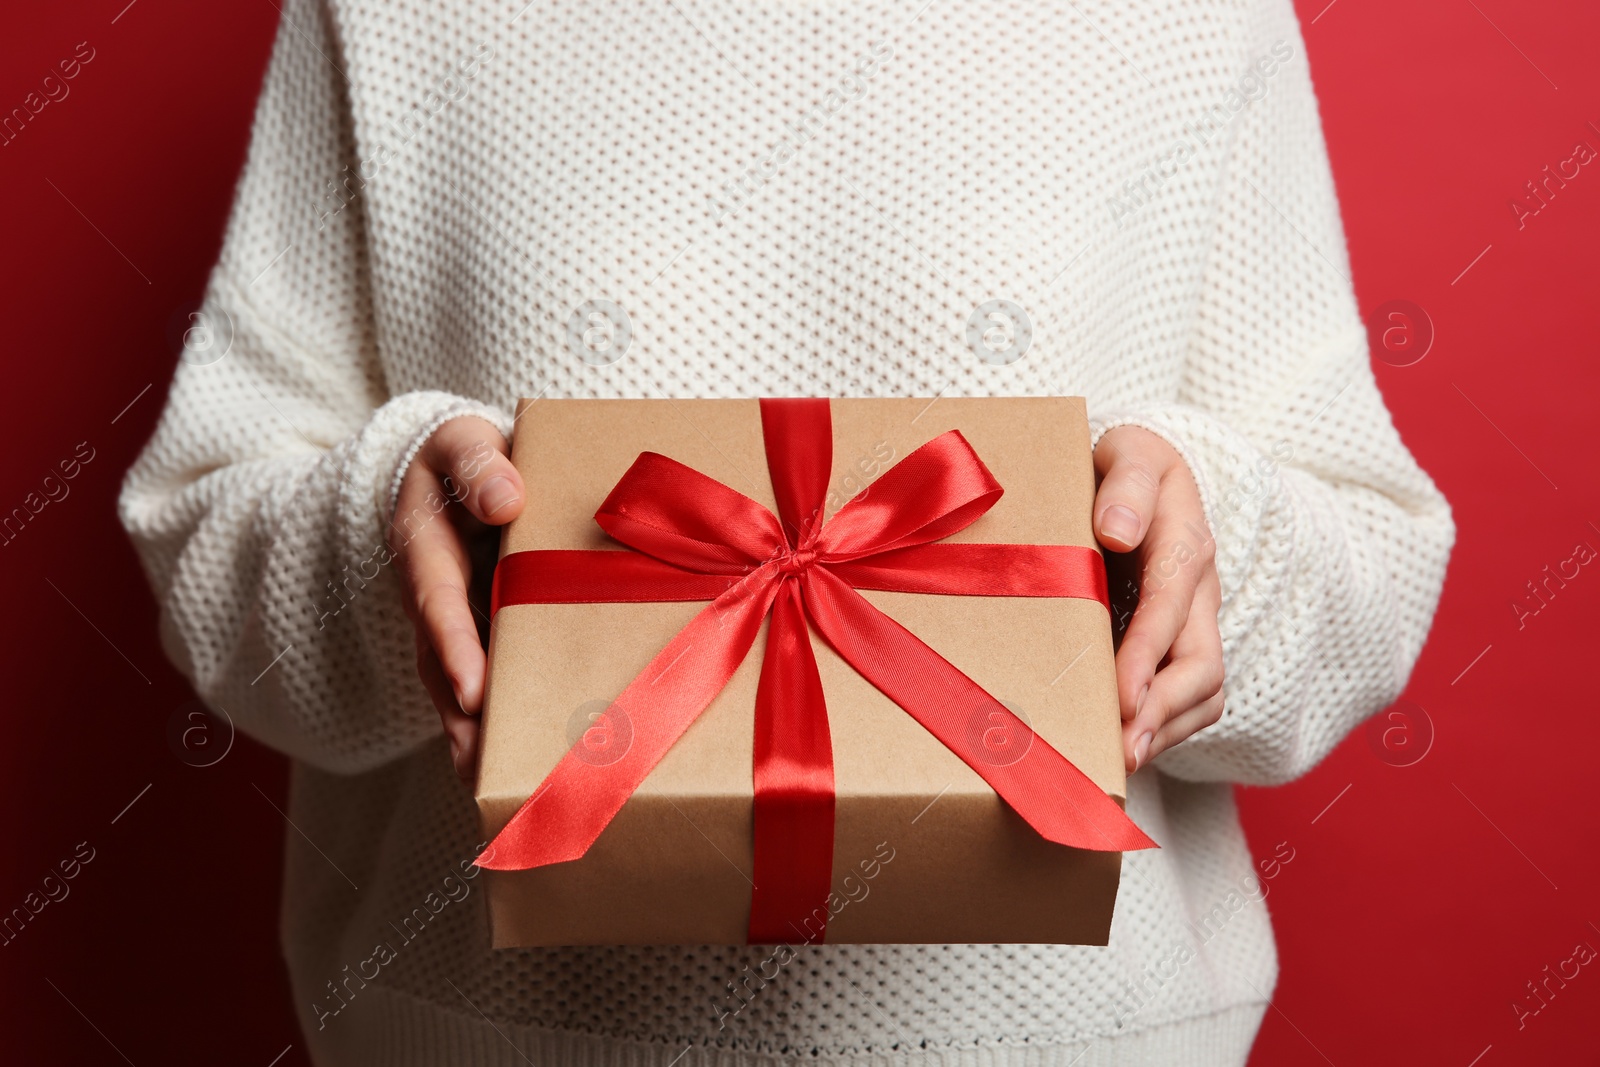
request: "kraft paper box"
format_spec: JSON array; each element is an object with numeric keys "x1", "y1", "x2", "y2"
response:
[{"x1": 477, "y1": 397, "x2": 1128, "y2": 946}]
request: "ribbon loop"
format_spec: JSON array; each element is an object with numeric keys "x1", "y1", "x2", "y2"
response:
[
  {"x1": 818, "y1": 431, "x2": 1004, "y2": 560},
  {"x1": 596, "y1": 451, "x2": 786, "y2": 573},
  {"x1": 759, "y1": 398, "x2": 833, "y2": 548}
]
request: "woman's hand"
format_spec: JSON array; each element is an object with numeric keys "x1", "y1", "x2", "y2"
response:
[
  {"x1": 390, "y1": 417, "x2": 524, "y2": 782},
  {"x1": 1092, "y1": 426, "x2": 1225, "y2": 775}
]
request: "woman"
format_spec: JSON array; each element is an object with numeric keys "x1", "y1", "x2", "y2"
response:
[{"x1": 120, "y1": 0, "x2": 1453, "y2": 1062}]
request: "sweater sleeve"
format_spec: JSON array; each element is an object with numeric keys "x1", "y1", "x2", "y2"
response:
[
  {"x1": 1088, "y1": 5, "x2": 1454, "y2": 786},
  {"x1": 119, "y1": 0, "x2": 511, "y2": 774}
]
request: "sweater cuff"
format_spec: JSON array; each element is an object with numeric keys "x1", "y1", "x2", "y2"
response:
[{"x1": 348, "y1": 392, "x2": 516, "y2": 528}]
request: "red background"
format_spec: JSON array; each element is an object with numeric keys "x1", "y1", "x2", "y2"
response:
[{"x1": 2, "y1": 2, "x2": 1595, "y2": 1063}]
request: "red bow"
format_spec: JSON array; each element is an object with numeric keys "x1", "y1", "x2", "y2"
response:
[{"x1": 481, "y1": 398, "x2": 1155, "y2": 943}]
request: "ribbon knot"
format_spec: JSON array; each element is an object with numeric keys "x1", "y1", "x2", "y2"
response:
[
  {"x1": 483, "y1": 398, "x2": 1155, "y2": 943},
  {"x1": 776, "y1": 547, "x2": 819, "y2": 576}
]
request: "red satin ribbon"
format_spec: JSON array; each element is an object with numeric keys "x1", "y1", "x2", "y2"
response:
[{"x1": 480, "y1": 398, "x2": 1156, "y2": 944}]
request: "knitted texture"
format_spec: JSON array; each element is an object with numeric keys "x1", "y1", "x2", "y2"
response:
[{"x1": 119, "y1": 0, "x2": 1453, "y2": 1063}]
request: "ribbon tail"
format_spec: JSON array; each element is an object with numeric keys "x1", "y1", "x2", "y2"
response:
[
  {"x1": 479, "y1": 576, "x2": 781, "y2": 871},
  {"x1": 748, "y1": 579, "x2": 836, "y2": 944},
  {"x1": 802, "y1": 567, "x2": 1157, "y2": 853}
]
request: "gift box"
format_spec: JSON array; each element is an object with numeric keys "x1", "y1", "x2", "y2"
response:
[{"x1": 476, "y1": 397, "x2": 1153, "y2": 947}]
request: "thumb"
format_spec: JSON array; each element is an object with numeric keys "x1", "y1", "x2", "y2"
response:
[
  {"x1": 421, "y1": 417, "x2": 525, "y2": 526},
  {"x1": 1092, "y1": 430, "x2": 1164, "y2": 552}
]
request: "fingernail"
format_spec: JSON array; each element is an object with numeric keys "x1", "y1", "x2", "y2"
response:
[
  {"x1": 1134, "y1": 731, "x2": 1152, "y2": 770},
  {"x1": 1100, "y1": 504, "x2": 1140, "y2": 548},
  {"x1": 479, "y1": 476, "x2": 519, "y2": 518},
  {"x1": 1136, "y1": 683, "x2": 1149, "y2": 715}
]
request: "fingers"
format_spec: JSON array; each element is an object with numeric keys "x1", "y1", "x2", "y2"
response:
[
  {"x1": 1148, "y1": 692, "x2": 1225, "y2": 765},
  {"x1": 1095, "y1": 427, "x2": 1225, "y2": 772},
  {"x1": 392, "y1": 423, "x2": 500, "y2": 716},
  {"x1": 405, "y1": 501, "x2": 489, "y2": 714},
  {"x1": 418, "y1": 417, "x2": 524, "y2": 526},
  {"x1": 1114, "y1": 496, "x2": 1213, "y2": 725},
  {"x1": 418, "y1": 637, "x2": 479, "y2": 781},
  {"x1": 1092, "y1": 427, "x2": 1171, "y2": 551},
  {"x1": 1124, "y1": 569, "x2": 1224, "y2": 772},
  {"x1": 390, "y1": 415, "x2": 522, "y2": 785}
]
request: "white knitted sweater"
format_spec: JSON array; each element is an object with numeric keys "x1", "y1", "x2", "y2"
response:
[{"x1": 121, "y1": 0, "x2": 1452, "y2": 1063}]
